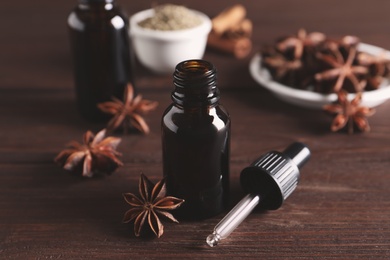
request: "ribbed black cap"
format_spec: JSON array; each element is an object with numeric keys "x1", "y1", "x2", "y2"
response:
[{"x1": 240, "y1": 142, "x2": 311, "y2": 210}]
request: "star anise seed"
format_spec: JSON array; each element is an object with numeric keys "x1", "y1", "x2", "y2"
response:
[
  {"x1": 323, "y1": 90, "x2": 375, "y2": 134},
  {"x1": 98, "y1": 84, "x2": 158, "y2": 134},
  {"x1": 123, "y1": 173, "x2": 185, "y2": 238},
  {"x1": 55, "y1": 129, "x2": 123, "y2": 177}
]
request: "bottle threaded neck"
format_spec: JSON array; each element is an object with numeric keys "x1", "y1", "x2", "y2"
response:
[{"x1": 172, "y1": 60, "x2": 220, "y2": 107}]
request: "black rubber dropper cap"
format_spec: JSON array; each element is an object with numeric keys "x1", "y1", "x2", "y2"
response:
[{"x1": 240, "y1": 142, "x2": 311, "y2": 210}]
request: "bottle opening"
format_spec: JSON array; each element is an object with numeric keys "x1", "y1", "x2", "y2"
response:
[
  {"x1": 174, "y1": 60, "x2": 216, "y2": 88},
  {"x1": 176, "y1": 60, "x2": 213, "y2": 76},
  {"x1": 172, "y1": 59, "x2": 219, "y2": 106}
]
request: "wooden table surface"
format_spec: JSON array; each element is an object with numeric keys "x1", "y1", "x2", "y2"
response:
[{"x1": 1, "y1": 0, "x2": 390, "y2": 258}]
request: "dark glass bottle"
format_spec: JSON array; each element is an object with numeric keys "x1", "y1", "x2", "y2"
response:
[
  {"x1": 68, "y1": 0, "x2": 133, "y2": 122},
  {"x1": 162, "y1": 60, "x2": 230, "y2": 220}
]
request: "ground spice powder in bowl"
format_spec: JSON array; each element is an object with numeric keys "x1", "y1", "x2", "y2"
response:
[
  {"x1": 138, "y1": 4, "x2": 203, "y2": 31},
  {"x1": 130, "y1": 4, "x2": 212, "y2": 74}
]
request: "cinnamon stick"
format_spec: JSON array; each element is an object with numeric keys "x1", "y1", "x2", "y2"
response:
[
  {"x1": 225, "y1": 18, "x2": 253, "y2": 39},
  {"x1": 207, "y1": 31, "x2": 252, "y2": 59},
  {"x1": 212, "y1": 4, "x2": 246, "y2": 36}
]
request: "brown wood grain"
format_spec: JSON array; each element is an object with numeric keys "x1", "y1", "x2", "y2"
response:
[{"x1": 1, "y1": 0, "x2": 390, "y2": 258}]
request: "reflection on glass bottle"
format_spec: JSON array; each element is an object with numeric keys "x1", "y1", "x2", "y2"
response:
[
  {"x1": 162, "y1": 60, "x2": 230, "y2": 220},
  {"x1": 68, "y1": 0, "x2": 133, "y2": 122}
]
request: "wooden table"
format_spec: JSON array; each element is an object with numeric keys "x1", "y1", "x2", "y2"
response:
[{"x1": 1, "y1": 0, "x2": 390, "y2": 258}]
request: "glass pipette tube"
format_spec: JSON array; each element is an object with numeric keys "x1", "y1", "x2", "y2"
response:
[{"x1": 206, "y1": 193, "x2": 260, "y2": 247}]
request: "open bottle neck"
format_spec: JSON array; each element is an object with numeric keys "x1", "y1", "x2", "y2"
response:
[
  {"x1": 78, "y1": 0, "x2": 115, "y2": 9},
  {"x1": 79, "y1": 0, "x2": 114, "y2": 3},
  {"x1": 172, "y1": 60, "x2": 220, "y2": 108}
]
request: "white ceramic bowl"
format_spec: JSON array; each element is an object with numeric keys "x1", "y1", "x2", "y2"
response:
[
  {"x1": 249, "y1": 43, "x2": 390, "y2": 109},
  {"x1": 129, "y1": 8, "x2": 212, "y2": 74}
]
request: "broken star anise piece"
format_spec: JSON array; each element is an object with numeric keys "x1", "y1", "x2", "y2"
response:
[
  {"x1": 98, "y1": 84, "x2": 158, "y2": 134},
  {"x1": 323, "y1": 90, "x2": 375, "y2": 134},
  {"x1": 122, "y1": 173, "x2": 184, "y2": 238},
  {"x1": 55, "y1": 129, "x2": 123, "y2": 177}
]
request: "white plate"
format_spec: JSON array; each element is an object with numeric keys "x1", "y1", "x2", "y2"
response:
[{"x1": 249, "y1": 43, "x2": 390, "y2": 109}]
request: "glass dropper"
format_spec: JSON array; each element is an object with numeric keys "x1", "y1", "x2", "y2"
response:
[
  {"x1": 206, "y1": 142, "x2": 311, "y2": 247},
  {"x1": 206, "y1": 193, "x2": 260, "y2": 247}
]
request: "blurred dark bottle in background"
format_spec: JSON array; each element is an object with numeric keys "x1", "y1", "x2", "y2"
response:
[{"x1": 68, "y1": 0, "x2": 133, "y2": 122}]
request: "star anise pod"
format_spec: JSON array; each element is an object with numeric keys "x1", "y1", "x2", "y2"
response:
[
  {"x1": 323, "y1": 90, "x2": 375, "y2": 134},
  {"x1": 276, "y1": 28, "x2": 326, "y2": 60},
  {"x1": 338, "y1": 35, "x2": 361, "y2": 60},
  {"x1": 55, "y1": 129, "x2": 123, "y2": 177},
  {"x1": 262, "y1": 52, "x2": 310, "y2": 89},
  {"x1": 122, "y1": 173, "x2": 184, "y2": 238},
  {"x1": 315, "y1": 46, "x2": 368, "y2": 93},
  {"x1": 98, "y1": 84, "x2": 158, "y2": 134},
  {"x1": 357, "y1": 52, "x2": 390, "y2": 90},
  {"x1": 263, "y1": 53, "x2": 303, "y2": 80}
]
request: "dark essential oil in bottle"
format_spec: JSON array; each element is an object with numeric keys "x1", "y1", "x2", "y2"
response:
[
  {"x1": 162, "y1": 60, "x2": 230, "y2": 220},
  {"x1": 68, "y1": 0, "x2": 133, "y2": 122}
]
